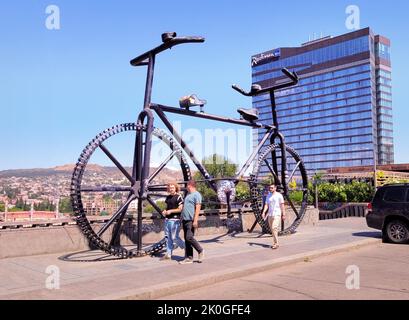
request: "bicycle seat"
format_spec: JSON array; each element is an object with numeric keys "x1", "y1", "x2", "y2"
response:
[
  {"x1": 237, "y1": 108, "x2": 259, "y2": 122},
  {"x1": 179, "y1": 94, "x2": 207, "y2": 109}
]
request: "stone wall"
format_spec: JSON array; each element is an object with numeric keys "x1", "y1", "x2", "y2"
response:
[
  {"x1": 0, "y1": 208, "x2": 318, "y2": 259},
  {"x1": 0, "y1": 211, "x2": 243, "y2": 259}
]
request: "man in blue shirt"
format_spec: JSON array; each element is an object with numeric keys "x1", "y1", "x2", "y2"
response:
[{"x1": 179, "y1": 180, "x2": 204, "y2": 264}]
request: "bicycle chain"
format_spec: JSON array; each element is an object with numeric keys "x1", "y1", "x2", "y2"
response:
[{"x1": 70, "y1": 123, "x2": 191, "y2": 259}]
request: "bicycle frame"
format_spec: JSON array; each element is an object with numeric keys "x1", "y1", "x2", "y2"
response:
[
  {"x1": 130, "y1": 35, "x2": 296, "y2": 251},
  {"x1": 150, "y1": 103, "x2": 278, "y2": 192},
  {"x1": 133, "y1": 43, "x2": 291, "y2": 196}
]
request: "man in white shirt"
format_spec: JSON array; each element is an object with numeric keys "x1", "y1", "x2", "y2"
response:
[{"x1": 262, "y1": 184, "x2": 286, "y2": 249}]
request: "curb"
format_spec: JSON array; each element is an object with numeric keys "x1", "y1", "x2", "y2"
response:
[{"x1": 96, "y1": 237, "x2": 380, "y2": 300}]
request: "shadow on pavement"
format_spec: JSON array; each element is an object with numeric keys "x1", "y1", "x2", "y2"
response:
[
  {"x1": 247, "y1": 242, "x2": 272, "y2": 249},
  {"x1": 198, "y1": 232, "x2": 234, "y2": 244},
  {"x1": 352, "y1": 231, "x2": 382, "y2": 239},
  {"x1": 58, "y1": 249, "x2": 125, "y2": 262},
  {"x1": 230, "y1": 232, "x2": 268, "y2": 239}
]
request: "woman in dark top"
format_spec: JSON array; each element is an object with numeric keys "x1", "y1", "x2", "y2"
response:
[{"x1": 160, "y1": 182, "x2": 185, "y2": 260}]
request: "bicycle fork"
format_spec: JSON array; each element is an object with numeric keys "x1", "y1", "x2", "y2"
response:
[{"x1": 133, "y1": 109, "x2": 155, "y2": 255}]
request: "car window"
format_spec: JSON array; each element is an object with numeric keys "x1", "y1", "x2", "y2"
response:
[{"x1": 383, "y1": 187, "x2": 406, "y2": 203}]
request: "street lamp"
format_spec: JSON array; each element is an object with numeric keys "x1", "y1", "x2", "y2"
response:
[{"x1": 373, "y1": 145, "x2": 378, "y2": 189}]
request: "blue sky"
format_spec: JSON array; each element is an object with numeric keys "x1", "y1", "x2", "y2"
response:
[{"x1": 1, "y1": 0, "x2": 408, "y2": 170}]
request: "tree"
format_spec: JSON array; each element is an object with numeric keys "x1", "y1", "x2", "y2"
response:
[
  {"x1": 9, "y1": 207, "x2": 23, "y2": 212},
  {"x1": 2, "y1": 187, "x2": 19, "y2": 199},
  {"x1": 194, "y1": 154, "x2": 240, "y2": 209},
  {"x1": 235, "y1": 181, "x2": 250, "y2": 202},
  {"x1": 59, "y1": 197, "x2": 73, "y2": 214},
  {"x1": 144, "y1": 200, "x2": 166, "y2": 214},
  {"x1": 202, "y1": 154, "x2": 237, "y2": 178},
  {"x1": 15, "y1": 198, "x2": 22, "y2": 209}
]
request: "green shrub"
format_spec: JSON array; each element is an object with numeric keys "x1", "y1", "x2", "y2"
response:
[
  {"x1": 316, "y1": 181, "x2": 374, "y2": 204},
  {"x1": 144, "y1": 200, "x2": 166, "y2": 214}
]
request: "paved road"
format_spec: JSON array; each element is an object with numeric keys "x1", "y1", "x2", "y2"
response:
[
  {"x1": 160, "y1": 242, "x2": 409, "y2": 300},
  {"x1": 0, "y1": 218, "x2": 385, "y2": 299}
]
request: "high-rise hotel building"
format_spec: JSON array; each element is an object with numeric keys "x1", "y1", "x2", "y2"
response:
[{"x1": 251, "y1": 28, "x2": 394, "y2": 174}]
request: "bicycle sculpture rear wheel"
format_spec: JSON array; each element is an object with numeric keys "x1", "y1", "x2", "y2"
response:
[
  {"x1": 250, "y1": 144, "x2": 308, "y2": 235},
  {"x1": 70, "y1": 123, "x2": 191, "y2": 258}
]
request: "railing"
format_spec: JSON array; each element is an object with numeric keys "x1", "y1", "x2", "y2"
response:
[
  {"x1": 319, "y1": 203, "x2": 368, "y2": 220},
  {"x1": 1, "y1": 211, "x2": 68, "y2": 222},
  {"x1": 0, "y1": 208, "x2": 253, "y2": 230}
]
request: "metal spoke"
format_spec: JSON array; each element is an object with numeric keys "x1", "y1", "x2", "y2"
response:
[
  {"x1": 146, "y1": 196, "x2": 166, "y2": 218},
  {"x1": 284, "y1": 195, "x2": 300, "y2": 219},
  {"x1": 97, "y1": 195, "x2": 135, "y2": 237},
  {"x1": 287, "y1": 161, "x2": 301, "y2": 184},
  {"x1": 99, "y1": 143, "x2": 135, "y2": 185},
  {"x1": 147, "y1": 183, "x2": 169, "y2": 188},
  {"x1": 148, "y1": 185, "x2": 168, "y2": 192},
  {"x1": 147, "y1": 192, "x2": 169, "y2": 198},
  {"x1": 148, "y1": 184, "x2": 187, "y2": 193},
  {"x1": 148, "y1": 151, "x2": 177, "y2": 182},
  {"x1": 81, "y1": 185, "x2": 132, "y2": 192},
  {"x1": 109, "y1": 209, "x2": 127, "y2": 247},
  {"x1": 264, "y1": 159, "x2": 280, "y2": 184}
]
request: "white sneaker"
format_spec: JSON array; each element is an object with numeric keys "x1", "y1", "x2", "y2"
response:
[
  {"x1": 198, "y1": 250, "x2": 204, "y2": 263},
  {"x1": 179, "y1": 258, "x2": 193, "y2": 265},
  {"x1": 160, "y1": 254, "x2": 171, "y2": 261}
]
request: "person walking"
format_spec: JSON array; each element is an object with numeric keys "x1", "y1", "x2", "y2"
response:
[
  {"x1": 262, "y1": 184, "x2": 286, "y2": 249},
  {"x1": 160, "y1": 182, "x2": 185, "y2": 261},
  {"x1": 179, "y1": 180, "x2": 204, "y2": 264}
]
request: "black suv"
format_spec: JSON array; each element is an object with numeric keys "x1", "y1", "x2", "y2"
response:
[{"x1": 366, "y1": 183, "x2": 409, "y2": 244}]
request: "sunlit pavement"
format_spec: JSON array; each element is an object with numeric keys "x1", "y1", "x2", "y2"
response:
[{"x1": 0, "y1": 218, "x2": 382, "y2": 300}]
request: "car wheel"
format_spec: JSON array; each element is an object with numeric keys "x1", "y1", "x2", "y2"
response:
[
  {"x1": 385, "y1": 220, "x2": 409, "y2": 244},
  {"x1": 381, "y1": 231, "x2": 390, "y2": 243}
]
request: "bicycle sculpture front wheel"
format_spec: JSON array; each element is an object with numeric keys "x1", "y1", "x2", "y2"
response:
[
  {"x1": 70, "y1": 123, "x2": 191, "y2": 258},
  {"x1": 250, "y1": 144, "x2": 308, "y2": 235}
]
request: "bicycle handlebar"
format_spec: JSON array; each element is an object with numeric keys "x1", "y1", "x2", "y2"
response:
[
  {"x1": 281, "y1": 68, "x2": 298, "y2": 83},
  {"x1": 130, "y1": 32, "x2": 205, "y2": 66},
  {"x1": 232, "y1": 68, "x2": 299, "y2": 97}
]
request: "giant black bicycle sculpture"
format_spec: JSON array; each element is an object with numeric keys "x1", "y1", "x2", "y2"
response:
[{"x1": 70, "y1": 32, "x2": 308, "y2": 258}]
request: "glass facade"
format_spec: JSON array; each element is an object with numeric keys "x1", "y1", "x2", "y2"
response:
[{"x1": 252, "y1": 28, "x2": 394, "y2": 174}]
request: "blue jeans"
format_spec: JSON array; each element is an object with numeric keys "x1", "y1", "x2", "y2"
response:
[{"x1": 165, "y1": 219, "x2": 185, "y2": 256}]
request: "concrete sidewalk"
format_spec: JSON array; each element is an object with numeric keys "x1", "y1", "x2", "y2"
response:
[{"x1": 0, "y1": 218, "x2": 381, "y2": 300}]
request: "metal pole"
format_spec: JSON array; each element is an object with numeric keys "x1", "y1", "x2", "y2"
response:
[
  {"x1": 4, "y1": 200, "x2": 8, "y2": 222},
  {"x1": 55, "y1": 198, "x2": 59, "y2": 219},
  {"x1": 373, "y1": 147, "x2": 377, "y2": 189},
  {"x1": 30, "y1": 202, "x2": 34, "y2": 221}
]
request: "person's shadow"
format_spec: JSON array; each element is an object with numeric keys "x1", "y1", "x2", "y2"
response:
[
  {"x1": 199, "y1": 232, "x2": 236, "y2": 244},
  {"x1": 247, "y1": 242, "x2": 272, "y2": 249}
]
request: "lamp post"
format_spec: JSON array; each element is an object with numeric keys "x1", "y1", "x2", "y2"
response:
[
  {"x1": 55, "y1": 198, "x2": 60, "y2": 219},
  {"x1": 4, "y1": 199, "x2": 8, "y2": 222},
  {"x1": 373, "y1": 146, "x2": 378, "y2": 189},
  {"x1": 30, "y1": 202, "x2": 34, "y2": 221}
]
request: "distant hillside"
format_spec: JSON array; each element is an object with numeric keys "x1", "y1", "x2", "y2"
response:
[
  {"x1": 0, "y1": 164, "x2": 188, "y2": 181},
  {"x1": 0, "y1": 168, "x2": 63, "y2": 178}
]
